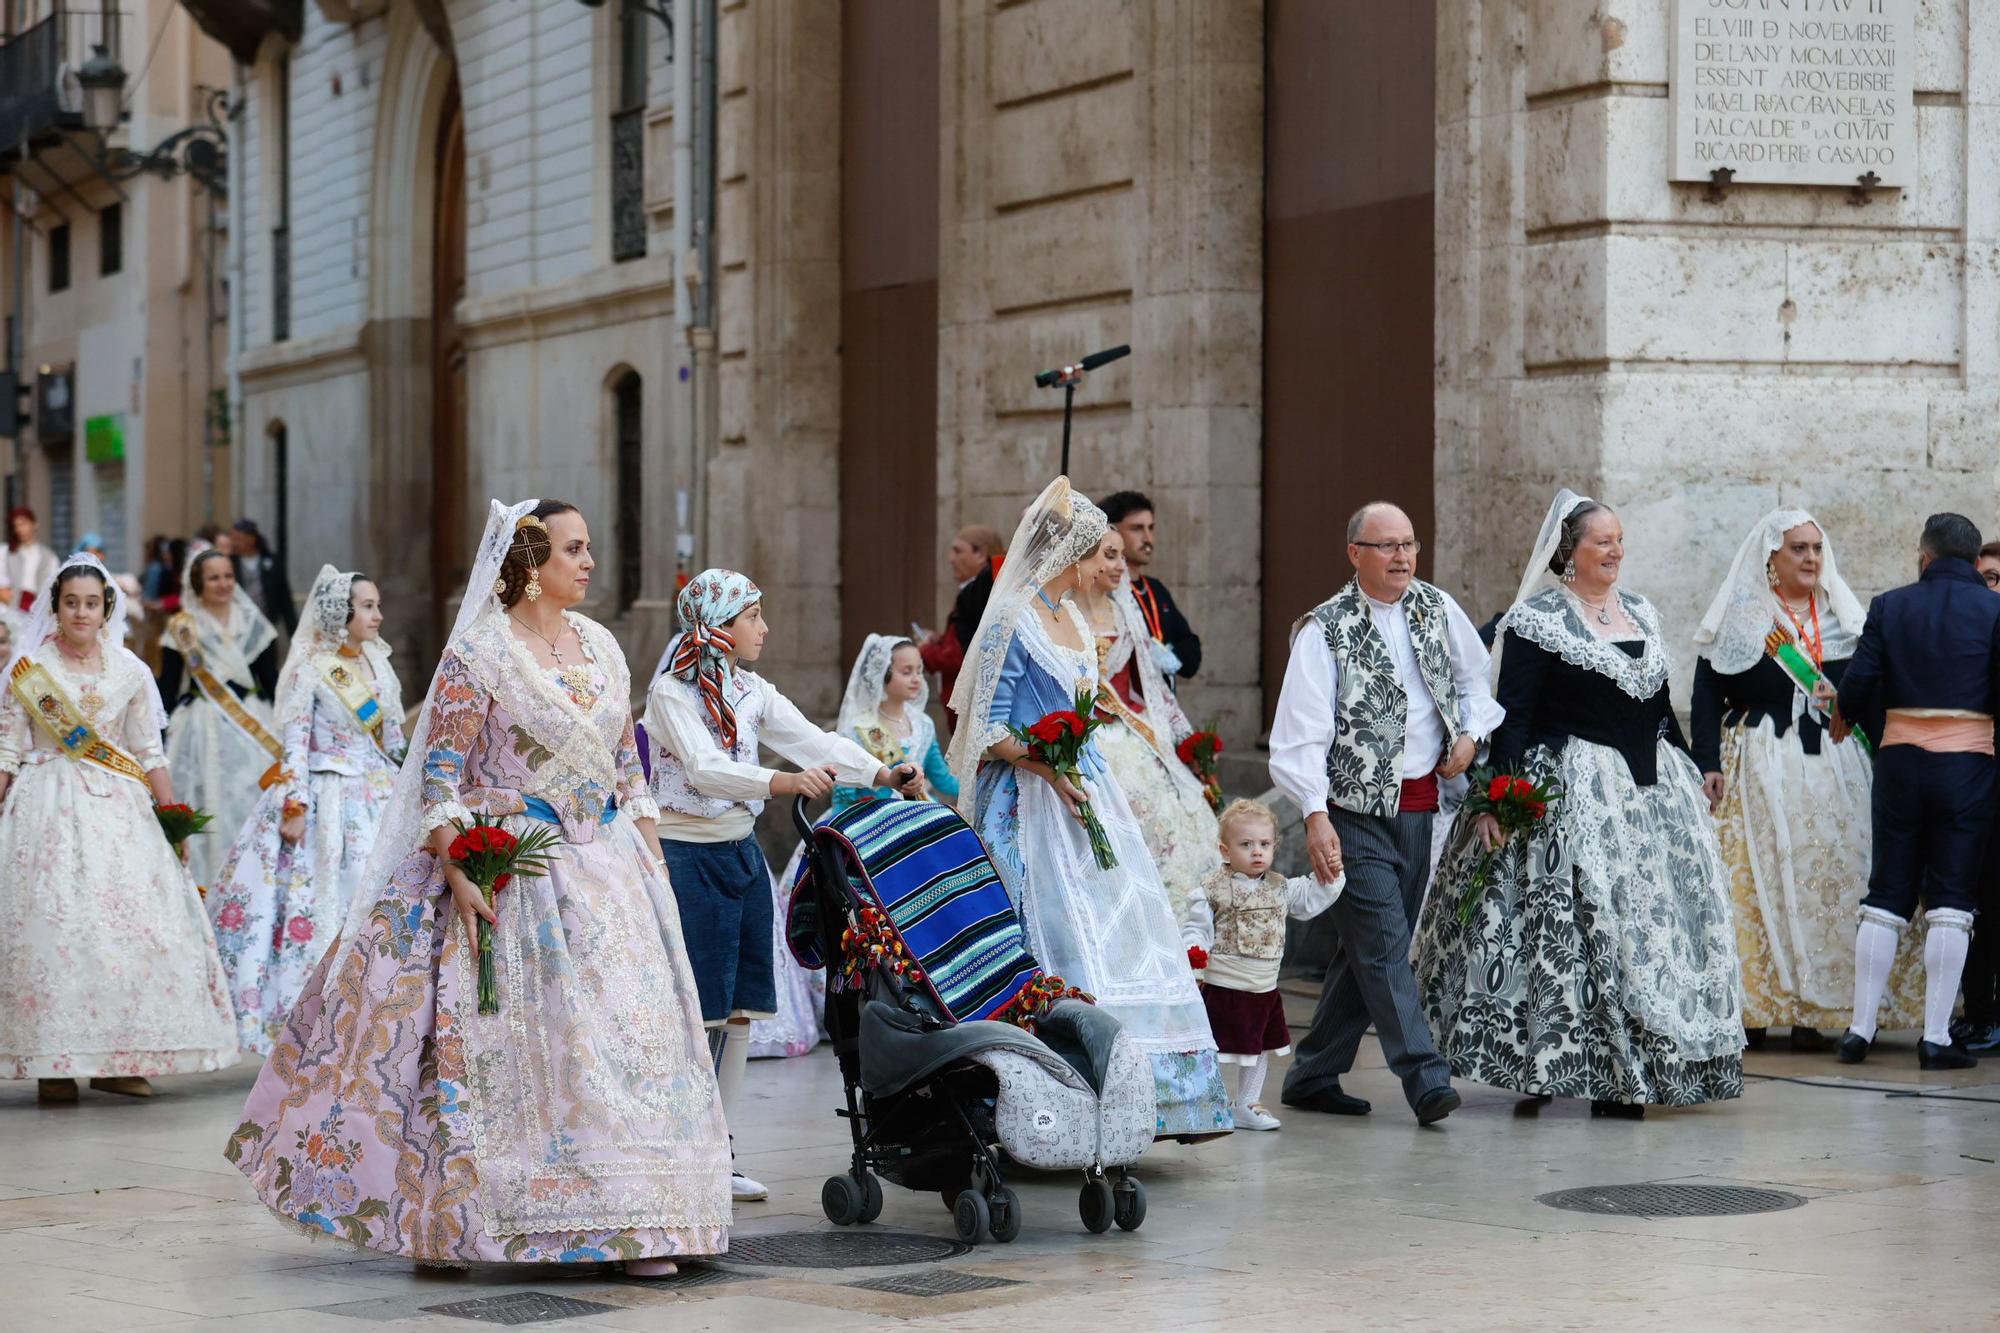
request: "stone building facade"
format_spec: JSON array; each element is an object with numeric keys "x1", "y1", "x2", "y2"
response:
[
  {"x1": 186, "y1": 0, "x2": 1996, "y2": 742},
  {"x1": 0, "y1": 1, "x2": 231, "y2": 576}
]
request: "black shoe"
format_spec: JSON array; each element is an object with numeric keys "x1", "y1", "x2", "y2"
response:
[
  {"x1": 1788, "y1": 1026, "x2": 1830, "y2": 1053},
  {"x1": 1281, "y1": 1084, "x2": 1372, "y2": 1116},
  {"x1": 1589, "y1": 1099, "x2": 1644, "y2": 1120},
  {"x1": 1414, "y1": 1086, "x2": 1461, "y2": 1126},
  {"x1": 1743, "y1": 1026, "x2": 1768, "y2": 1051},
  {"x1": 1965, "y1": 1023, "x2": 2000, "y2": 1054},
  {"x1": 1918, "y1": 1040, "x2": 1979, "y2": 1071},
  {"x1": 1836, "y1": 1031, "x2": 1870, "y2": 1065},
  {"x1": 1949, "y1": 1016, "x2": 1978, "y2": 1045}
]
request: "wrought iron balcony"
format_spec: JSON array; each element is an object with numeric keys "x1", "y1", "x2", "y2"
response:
[{"x1": 0, "y1": 5, "x2": 121, "y2": 169}]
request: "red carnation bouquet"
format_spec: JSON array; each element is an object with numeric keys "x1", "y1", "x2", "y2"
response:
[
  {"x1": 1007, "y1": 687, "x2": 1118, "y2": 869},
  {"x1": 447, "y1": 816, "x2": 563, "y2": 1014},
  {"x1": 1456, "y1": 766, "x2": 1562, "y2": 926},
  {"x1": 1176, "y1": 729, "x2": 1225, "y2": 813},
  {"x1": 155, "y1": 802, "x2": 214, "y2": 852}
]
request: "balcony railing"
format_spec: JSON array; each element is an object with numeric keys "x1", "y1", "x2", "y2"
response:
[
  {"x1": 611, "y1": 106, "x2": 646, "y2": 263},
  {"x1": 0, "y1": 6, "x2": 122, "y2": 164}
]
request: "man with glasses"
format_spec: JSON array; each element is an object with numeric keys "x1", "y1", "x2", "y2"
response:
[{"x1": 1268, "y1": 502, "x2": 1502, "y2": 1125}]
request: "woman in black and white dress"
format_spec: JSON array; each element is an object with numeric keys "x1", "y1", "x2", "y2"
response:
[{"x1": 1415, "y1": 490, "x2": 1744, "y2": 1117}]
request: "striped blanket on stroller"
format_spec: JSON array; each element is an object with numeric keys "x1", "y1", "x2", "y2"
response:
[{"x1": 788, "y1": 798, "x2": 1043, "y2": 1023}]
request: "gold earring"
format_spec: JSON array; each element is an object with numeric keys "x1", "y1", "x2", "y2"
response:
[
  {"x1": 525, "y1": 569, "x2": 542, "y2": 602},
  {"x1": 492, "y1": 575, "x2": 507, "y2": 598}
]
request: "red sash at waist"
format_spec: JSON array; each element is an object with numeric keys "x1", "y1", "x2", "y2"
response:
[{"x1": 1399, "y1": 772, "x2": 1439, "y2": 814}]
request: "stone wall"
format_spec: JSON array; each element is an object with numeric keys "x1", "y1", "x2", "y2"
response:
[
  {"x1": 705, "y1": 0, "x2": 846, "y2": 716},
  {"x1": 936, "y1": 0, "x2": 1265, "y2": 742},
  {"x1": 1438, "y1": 1, "x2": 2000, "y2": 696}
]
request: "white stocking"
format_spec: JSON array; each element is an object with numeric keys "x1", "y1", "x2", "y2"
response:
[
  {"x1": 1923, "y1": 909, "x2": 1975, "y2": 1046},
  {"x1": 715, "y1": 1019, "x2": 750, "y2": 1123},
  {"x1": 1849, "y1": 907, "x2": 1906, "y2": 1043},
  {"x1": 1235, "y1": 1053, "x2": 1270, "y2": 1109}
]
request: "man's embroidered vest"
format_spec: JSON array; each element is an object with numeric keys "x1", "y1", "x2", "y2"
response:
[
  {"x1": 648, "y1": 670, "x2": 769, "y2": 819},
  {"x1": 1308, "y1": 578, "x2": 1463, "y2": 819}
]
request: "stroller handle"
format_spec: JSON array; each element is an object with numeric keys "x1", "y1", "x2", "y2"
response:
[{"x1": 791, "y1": 793, "x2": 815, "y2": 840}]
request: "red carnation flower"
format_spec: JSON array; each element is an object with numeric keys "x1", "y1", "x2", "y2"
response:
[
  {"x1": 1510, "y1": 777, "x2": 1535, "y2": 800},
  {"x1": 1487, "y1": 775, "x2": 1510, "y2": 802},
  {"x1": 448, "y1": 834, "x2": 470, "y2": 861},
  {"x1": 1529, "y1": 800, "x2": 1547, "y2": 819},
  {"x1": 1186, "y1": 945, "x2": 1209, "y2": 971},
  {"x1": 493, "y1": 872, "x2": 512, "y2": 893}
]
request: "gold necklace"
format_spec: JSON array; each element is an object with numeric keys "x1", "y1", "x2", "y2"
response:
[{"x1": 513, "y1": 613, "x2": 597, "y2": 701}]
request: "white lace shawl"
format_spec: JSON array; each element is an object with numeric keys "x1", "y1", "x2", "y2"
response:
[{"x1": 1498, "y1": 586, "x2": 1672, "y2": 703}]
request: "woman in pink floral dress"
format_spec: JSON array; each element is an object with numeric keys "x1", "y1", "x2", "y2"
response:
[{"x1": 225, "y1": 501, "x2": 729, "y2": 1274}]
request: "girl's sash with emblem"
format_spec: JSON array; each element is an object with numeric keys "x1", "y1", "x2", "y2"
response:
[
  {"x1": 317, "y1": 654, "x2": 391, "y2": 756},
  {"x1": 9, "y1": 657, "x2": 150, "y2": 786},
  {"x1": 168, "y1": 612, "x2": 288, "y2": 788}
]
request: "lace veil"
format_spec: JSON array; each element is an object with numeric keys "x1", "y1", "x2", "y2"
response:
[
  {"x1": 838, "y1": 632, "x2": 926, "y2": 738},
  {"x1": 274, "y1": 564, "x2": 401, "y2": 725},
  {"x1": 181, "y1": 547, "x2": 279, "y2": 682},
  {"x1": 945, "y1": 477, "x2": 1109, "y2": 810},
  {"x1": 1692, "y1": 508, "x2": 1864, "y2": 674},
  {"x1": 5, "y1": 551, "x2": 166, "y2": 730},
  {"x1": 332, "y1": 498, "x2": 538, "y2": 961},
  {"x1": 1492, "y1": 487, "x2": 1596, "y2": 680}
]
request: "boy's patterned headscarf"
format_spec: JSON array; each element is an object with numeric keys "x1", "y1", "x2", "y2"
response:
[{"x1": 668, "y1": 569, "x2": 763, "y2": 749}]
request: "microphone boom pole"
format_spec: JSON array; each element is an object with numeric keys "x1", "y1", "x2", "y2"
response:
[{"x1": 1033, "y1": 343, "x2": 1130, "y2": 475}]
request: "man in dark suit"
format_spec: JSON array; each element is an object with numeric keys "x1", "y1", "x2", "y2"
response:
[
  {"x1": 1101, "y1": 491, "x2": 1201, "y2": 689},
  {"x1": 231, "y1": 517, "x2": 297, "y2": 636},
  {"x1": 1836, "y1": 512, "x2": 2000, "y2": 1070},
  {"x1": 920, "y1": 524, "x2": 1002, "y2": 733}
]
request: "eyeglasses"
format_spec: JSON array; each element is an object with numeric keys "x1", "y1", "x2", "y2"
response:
[
  {"x1": 1984, "y1": 570, "x2": 2000, "y2": 588},
  {"x1": 1352, "y1": 540, "x2": 1422, "y2": 556}
]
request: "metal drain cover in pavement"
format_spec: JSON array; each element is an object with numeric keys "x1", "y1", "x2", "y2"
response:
[
  {"x1": 1538, "y1": 1184, "x2": 1807, "y2": 1218},
  {"x1": 724, "y1": 1230, "x2": 970, "y2": 1268},
  {"x1": 848, "y1": 1270, "x2": 1025, "y2": 1298},
  {"x1": 419, "y1": 1291, "x2": 622, "y2": 1325}
]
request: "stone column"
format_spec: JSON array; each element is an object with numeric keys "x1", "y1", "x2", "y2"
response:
[
  {"x1": 937, "y1": 0, "x2": 1264, "y2": 743},
  {"x1": 1438, "y1": 0, "x2": 1997, "y2": 696},
  {"x1": 708, "y1": 0, "x2": 844, "y2": 715}
]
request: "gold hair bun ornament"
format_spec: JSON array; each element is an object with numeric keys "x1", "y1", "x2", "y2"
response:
[{"x1": 515, "y1": 514, "x2": 548, "y2": 534}]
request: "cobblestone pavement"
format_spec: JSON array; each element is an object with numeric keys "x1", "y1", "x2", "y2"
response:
[{"x1": 2, "y1": 996, "x2": 1996, "y2": 1330}]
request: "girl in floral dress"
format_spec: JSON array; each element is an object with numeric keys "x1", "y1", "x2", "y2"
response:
[
  {"x1": 207, "y1": 566, "x2": 407, "y2": 1054},
  {"x1": 1076, "y1": 528, "x2": 1221, "y2": 924},
  {"x1": 0, "y1": 554, "x2": 237, "y2": 1101},
  {"x1": 161, "y1": 549, "x2": 281, "y2": 890},
  {"x1": 226, "y1": 501, "x2": 728, "y2": 1276}
]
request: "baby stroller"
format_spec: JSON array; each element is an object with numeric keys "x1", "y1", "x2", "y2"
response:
[{"x1": 786, "y1": 795, "x2": 1154, "y2": 1244}]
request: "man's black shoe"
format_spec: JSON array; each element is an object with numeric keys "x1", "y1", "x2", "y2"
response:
[
  {"x1": 1965, "y1": 1022, "x2": 2000, "y2": 1054},
  {"x1": 1414, "y1": 1086, "x2": 1461, "y2": 1126},
  {"x1": 1589, "y1": 1099, "x2": 1644, "y2": 1120},
  {"x1": 1836, "y1": 1031, "x2": 1869, "y2": 1065},
  {"x1": 1918, "y1": 1040, "x2": 1978, "y2": 1071},
  {"x1": 1281, "y1": 1085, "x2": 1372, "y2": 1116}
]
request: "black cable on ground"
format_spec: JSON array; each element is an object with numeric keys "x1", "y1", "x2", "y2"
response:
[{"x1": 1744, "y1": 1071, "x2": 2000, "y2": 1105}]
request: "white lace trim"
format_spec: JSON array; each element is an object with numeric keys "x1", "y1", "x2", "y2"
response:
[{"x1": 1499, "y1": 588, "x2": 1671, "y2": 702}]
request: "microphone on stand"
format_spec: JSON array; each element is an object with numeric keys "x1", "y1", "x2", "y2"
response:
[{"x1": 1034, "y1": 344, "x2": 1131, "y2": 389}]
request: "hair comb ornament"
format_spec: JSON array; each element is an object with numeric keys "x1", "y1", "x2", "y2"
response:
[{"x1": 515, "y1": 514, "x2": 548, "y2": 534}]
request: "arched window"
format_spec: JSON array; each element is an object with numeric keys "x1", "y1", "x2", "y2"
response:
[
  {"x1": 269, "y1": 421, "x2": 289, "y2": 560},
  {"x1": 613, "y1": 372, "x2": 642, "y2": 612}
]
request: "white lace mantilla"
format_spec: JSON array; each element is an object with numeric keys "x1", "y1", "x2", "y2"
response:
[{"x1": 1499, "y1": 587, "x2": 1671, "y2": 702}]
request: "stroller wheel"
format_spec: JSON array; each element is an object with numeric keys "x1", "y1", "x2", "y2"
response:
[
  {"x1": 821, "y1": 1174, "x2": 864, "y2": 1226},
  {"x1": 952, "y1": 1190, "x2": 990, "y2": 1245},
  {"x1": 857, "y1": 1172, "x2": 885, "y2": 1224},
  {"x1": 1113, "y1": 1177, "x2": 1147, "y2": 1232},
  {"x1": 987, "y1": 1186, "x2": 1021, "y2": 1243},
  {"x1": 1079, "y1": 1177, "x2": 1115, "y2": 1234},
  {"x1": 939, "y1": 1188, "x2": 962, "y2": 1212}
]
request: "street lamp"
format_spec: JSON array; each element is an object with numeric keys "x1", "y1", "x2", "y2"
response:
[
  {"x1": 75, "y1": 44, "x2": 127, "y2": 134},
  {"x1": 69, "y1": 45, "x2": 229, "y2": 196}
]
